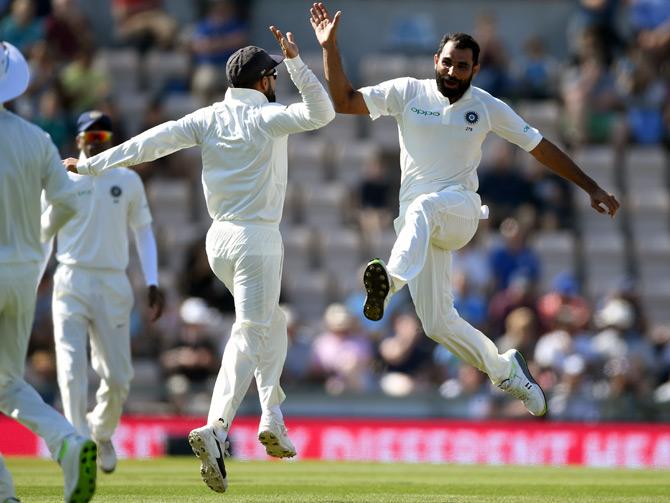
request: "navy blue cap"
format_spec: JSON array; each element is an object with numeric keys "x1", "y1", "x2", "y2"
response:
[
  {"x1": 226, "y1": 46, "x2": 283, "y2": 88},
  {"x1": 77, "y1": 110, "x2": 112, "y2": 133}
]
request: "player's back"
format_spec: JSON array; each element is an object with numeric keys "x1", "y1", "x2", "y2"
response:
[{"x1": 0, "y1": 107, "x2": 75, "y2": 264}]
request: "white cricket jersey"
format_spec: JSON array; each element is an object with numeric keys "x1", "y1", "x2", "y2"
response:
[
  {"x1": 54, "y1": 167, "x2": 152, "y2": 270},
  {"x1": 0, "y1": 105, "x2": 77, "y2": 265},
  {"x1": 76, "y1": 56, "x2": 335, "y2": 226},
  {"x1": 359, "y1": 79, "x2": 543, "y2": 209}
]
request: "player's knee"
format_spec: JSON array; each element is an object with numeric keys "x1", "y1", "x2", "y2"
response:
[
  {"x1": 420, "y1": 308, "x2": 460, "y2": 341},
  {"x1": 407, "y1": 194, "x2": 434, "y2": 217}
]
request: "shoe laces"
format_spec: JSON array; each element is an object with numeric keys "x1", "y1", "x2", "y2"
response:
[{"x1": 498, "y1": 376, "x2": 530, "y2": 401}]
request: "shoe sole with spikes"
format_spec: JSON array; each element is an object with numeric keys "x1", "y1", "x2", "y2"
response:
[{"x1": 363, "y1": 259, "x2": 390, "y2": 321}]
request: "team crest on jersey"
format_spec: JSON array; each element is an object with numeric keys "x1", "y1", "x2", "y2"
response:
[
  {"x1": 464, "y1": 111, "x2": 479, "y2": 124},
  {"x1": 110, "y1": 186, "x2": 122, "y2": 198}
]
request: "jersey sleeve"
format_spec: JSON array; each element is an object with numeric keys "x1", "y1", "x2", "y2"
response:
[
  {"x1": 258, "y1": 56, "x2": 335, "y2": 137},
  {"x1": 128, "y1": 172, "x2": 153, "y2": 230},
  {"x1": 358, "y1": 78, "x2": 412, "y2": 120},
  {"x1": 486, "y1": 97, "x2": 543, "y2": 151}
]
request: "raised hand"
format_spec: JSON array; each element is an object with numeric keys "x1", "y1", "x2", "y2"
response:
[
  {"x1": 269, "y1": 25, "x2": 299, "y2": 59},
  {"x1": 589, "y1": 187, "x2": 620, "y2": 217},
  {"x1": 310, "y1": 2, "x2": 341, "y2": 47}
]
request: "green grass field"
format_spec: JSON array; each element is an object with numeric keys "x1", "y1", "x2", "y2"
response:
[{"x1": 6, "y1": 457, "x2": 670, "y2": 502}]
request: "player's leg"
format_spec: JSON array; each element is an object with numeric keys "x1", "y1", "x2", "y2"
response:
[
  {"x1": 363, "y1": 189, "x2": 480, "y2": 321},
  {"x1": 86, "y1": 272, "x2": 134, "y2": 473},
  {"x1": 0, "y1": 454, "x2": 17, "y2": 502},
  {"x1": 0, "y1": 265, "x2": 97, "y2": 502},
  {"x1": 252, "y1": 249, "x2": 294, "y2": 458},
  {"x1": 53, "y1": 268, "x2": 92, "y2": 437},
  {"x1": 409, "y1": 243, "x2": 546, "y2": 416}
]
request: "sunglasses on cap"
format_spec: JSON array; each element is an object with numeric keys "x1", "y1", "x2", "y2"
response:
[
  {"x1": 263, "y1": 68, "x2": 278, "y2": 79},
  {"x1": 79, "y1": 131, "x2": 113, "y2": 143}
]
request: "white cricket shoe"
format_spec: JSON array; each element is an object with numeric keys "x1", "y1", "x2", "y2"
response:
[
  {"x1": 58, "y1": 435, "x2": 97, "y2": 503},
  {"x1": 96, "y1": 439, "x2": 117, "y2": 474},
  {"x1": 258, "y1": 418, "x2": 296, "y2": 458},
  {"x1": 188, "y1": 421, "x2": 229, "y2": 493},
  {"x1": 497, "y1": 349, "x2": 547, "y2": 416}
]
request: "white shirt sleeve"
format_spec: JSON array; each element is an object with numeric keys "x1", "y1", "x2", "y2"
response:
[
  {"x1": 132, "y1": 223, "x2": 158, "y2": 286},
  {"x1": 359, "y1": 78, "x2": 411, "y2": 120},
  {"x1": 41, "y1": 136, "x2": 77, "y2": 240},
  {"x1": 258, "y1": 55, "x2": 335, "y2": 137},
  {"x1": 486, "y1": 97, "x2": 543, "y2": 152},
  {"x1": 77, "y1": 110, "x2": 208, "y2": 175},
  {"x1": 128, "y1": 172, "x2": 153, "y2": 230}
]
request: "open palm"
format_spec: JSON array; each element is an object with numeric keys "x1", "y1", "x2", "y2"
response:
[{"x1": 310, "y1": 2, "x2": 341, "y2": 47}]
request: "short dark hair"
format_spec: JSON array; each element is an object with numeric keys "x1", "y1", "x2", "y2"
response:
[{"x1": 436, "y1": 33, "x2": 480, "y2": 65}]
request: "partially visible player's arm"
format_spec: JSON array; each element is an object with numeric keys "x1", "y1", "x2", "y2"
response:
[
  {"x1": 133, "y1": 224, "x2": 158, "y2": 287},
  {"x1": 132, "y1": 223, "x2": 164, "y2": 321},
  {"x1": 530, "y1": 138, "x2": 620, "y2": 217},
  {"x1": 41, "y1": 137, "x2": 76, "y2": 241},
  {"x1": 310, "y1": 2, "x2": 368, "y2": 114},
  {"x1": 71, "y1": 112, "x2": 206, "y2": 176},
  {"x1": 260, "y1": 26, "x2": 334, "y2": 136}
]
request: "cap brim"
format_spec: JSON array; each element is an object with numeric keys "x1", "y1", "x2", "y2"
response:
[{"x1": 0, "y1": 42, "x2": 30, "y2": 103}]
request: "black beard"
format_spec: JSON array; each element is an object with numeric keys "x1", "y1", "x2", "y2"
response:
[
  {"x1": 265, "y1": 89, "x2": 276, "y2": 103},
  {"x1": 435, "y1": 70, "x2": 472, "y2": 101}
]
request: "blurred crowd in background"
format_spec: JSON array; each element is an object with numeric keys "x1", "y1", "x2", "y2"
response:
[{"x1": 3, "y1": 0, "x2": 670, "y2": 422}]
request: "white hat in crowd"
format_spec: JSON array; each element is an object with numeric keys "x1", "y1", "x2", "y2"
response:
[{"x1": 0, "y1": 41, "x2": 30, "y2": 103}]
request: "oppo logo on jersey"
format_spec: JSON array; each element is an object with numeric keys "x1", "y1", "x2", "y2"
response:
[{"x1": 410, "y1": 107, "x2": 440, "y2": 117}]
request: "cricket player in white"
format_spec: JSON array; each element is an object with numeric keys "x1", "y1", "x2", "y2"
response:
[
  {"x1": 45, "y1": 111, "x2": 164, "y2": 475},
  {"x1": 0, "y1": 41, "x2": 97, "y2": 503},
  {"x1": 63, "y1": 26, "x2": 335, "y2": 492},
  {"x1": 310, "y1": 3, "x2": 620, "y2": 417}
]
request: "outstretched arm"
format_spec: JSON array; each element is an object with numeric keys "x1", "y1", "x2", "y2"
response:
[
  {"x1": 64, "y1": 114, "x2": 204, "y2": 175},
  {"x1": 530, "y1": 138, "x2": 620, "y2": 217},
  {"x1": 310, "y1": 2, "x2": 368, "y2": 114}
]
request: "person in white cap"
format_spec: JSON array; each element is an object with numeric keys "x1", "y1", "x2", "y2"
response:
[
  {"x1": 43, "y1": 110, "x2": 165, "y2": 475},
  {"x1": 309, "y1": 3, "x2": 621, "y2": 418},
  {"x1": 0, "y1": 41, "x2": 97, "y2": 503},
  {"x1": 63, "y1": 25, "x2": 335, "y2": 493}
]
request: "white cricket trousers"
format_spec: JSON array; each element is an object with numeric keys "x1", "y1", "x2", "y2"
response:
[
  {"x1": 205, "y1": 221, "x2": 288, "y2": 430},
  {"x1": 0, "y1": 263, "x2": 77, "y2": 461},
  {"x1": 52, "y1": 264, "x2": 134, "y2": 442},
  {"x1": 387, "y1": 188, "x2": 510, "y2": 383}
]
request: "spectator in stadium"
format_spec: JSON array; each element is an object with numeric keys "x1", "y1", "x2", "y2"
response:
[
  {"x1": 536, "y1": 272, "x2": 591, "y2": 332},
  {"x1": 311, "y1": 303, "x2": 376, "y2": 395},
  {"x1": 112, "y1": 0, "x2": 178, "y2": 53},
  {"x1": 497, "y1": 307, "x2": 539, "y2": 358},
  {"x1": 488, "y1": 272, "x2": 538, "y2": 338},
  {"x1": 548, "y1": 354, "x2": 601, "y2": 421},
  {"x1": 613, "y1": 48, "x2": 667, "y2": 149},
  {"x1": 377, "y1": 311, "x2": 437, "y2": 396},
  {"x1": 44, "y1": 0, "x2": 93, "y2": 62},
  {"x1": 64, "y1": 27, "x2": 335, "y2": 493},
  {"x1": 190, "y1": 0, "x2": 248, "y2": 103},
  {"x1": 357, "y1": 153, "x2": 393, "y2": 240},
  {"x1": 514, "y1": 35, "x2": 560, "y2": 101},
  {"x1": 0, "y1": 0, "x2": 43, "y2": 55},
  {"x1": 489, "y1": 217, "x2": 541, "y2": 292},
  {"x1": 59, "y1": 45, "x2": 110, "y2": 115},
  {"x1": 161, "y1": 297, "x2": 221, "y2": 414},
  {"x1": 309, "y1": 2, "x2": 619, "y2": 420},
  {"x1": 478, "y1": 141, "x2": 537, "y2": 228},
  {"x1": 452, "y1": 269, "x2": 488, "y2": 330},
  {"x1": 45, "y1": 110, "x2": 164, "y2": 474},
  {"x1": 0, "y1": 40, "x2": 96, "y2": 503},
  {"x1": 472, "y1": 11, "x2": 510, "y2": 97},
  {"x1": 525, "y1": 157, "x2": 574, "y2": 230},
  {"x1": 560, "y1": 26, "x2": 621, "y2": 146}
]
